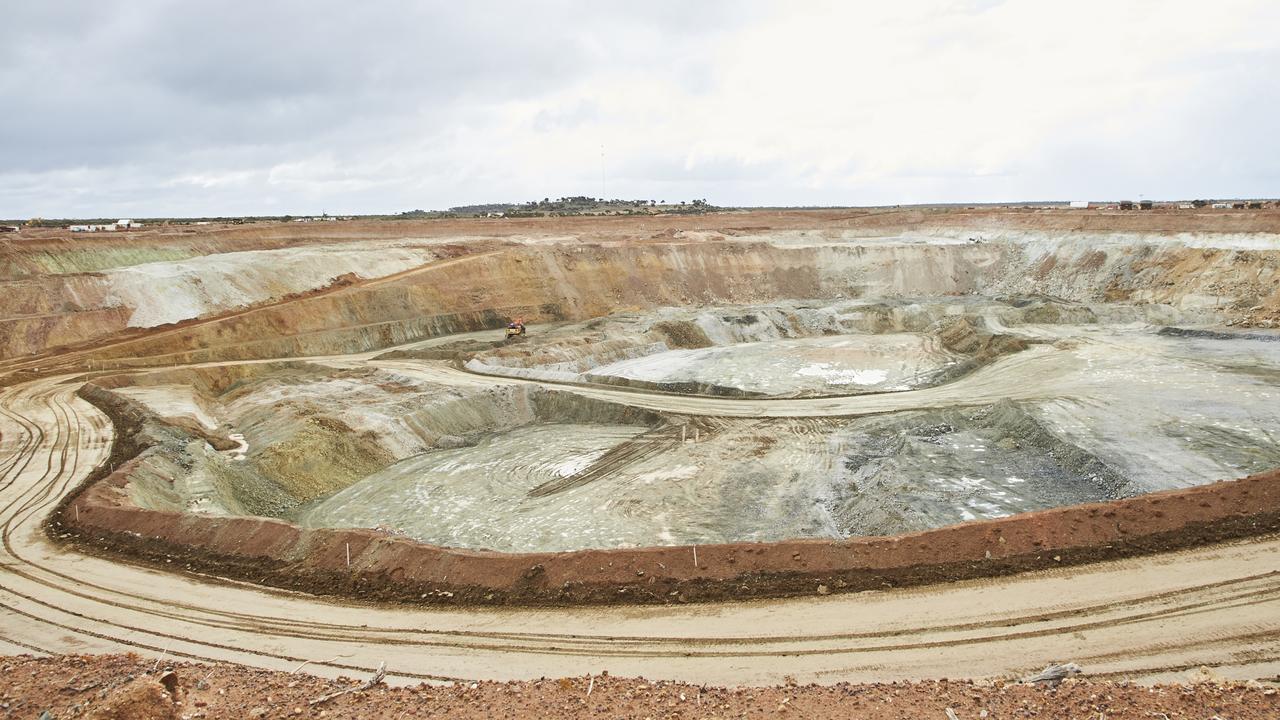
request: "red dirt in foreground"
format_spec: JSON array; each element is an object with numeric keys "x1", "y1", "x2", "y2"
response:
[{"x1": 4, "y1": 654, "x2": 1277, "y2": 720}]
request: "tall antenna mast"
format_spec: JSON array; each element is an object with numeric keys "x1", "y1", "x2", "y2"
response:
[{"x1": 600, "y1": 145, "x2": 606, "y2": 200}]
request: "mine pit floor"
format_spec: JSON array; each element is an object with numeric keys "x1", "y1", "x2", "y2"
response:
[{"x1": 584, "y1": 332, "x2": 958, "y2": 396}]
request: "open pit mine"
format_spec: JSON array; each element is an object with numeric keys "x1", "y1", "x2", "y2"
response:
[{"x1": 1, "y1": 208, "x2": 1279, "y2": 686}]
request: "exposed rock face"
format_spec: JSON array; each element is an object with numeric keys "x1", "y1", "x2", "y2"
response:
[
  {"x1": 84, "y1": 364, "x2": 668, "y2": 520},
  {"x1": 3, "y1": 213, "x2": 1276, "y2": 366}
]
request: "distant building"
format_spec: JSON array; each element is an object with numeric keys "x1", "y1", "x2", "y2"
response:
[
  {"x1": 1178, "y1": 203, "x2": 1194, "y2": 209},
  {"x1": 1069, "y1": 200, "x2": 1089, "y2": 209},
  {"x1": 116, "y1": 219, "x2": 138, "y2": 229},
  {"x1": 1139, "y1": 200, "x2": 1153, "y2": 210},
  {"x1": 1119, "y1": 200, "x2": 1135, "y2": 210},
  {"x1": 1211, "y1": 202, "x2": 1231, "y2": 209},
  {"x1": 0, "y1": 225, "x2": 19, "y2": 233}
]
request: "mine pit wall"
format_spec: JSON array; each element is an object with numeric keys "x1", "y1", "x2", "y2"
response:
[
  {"x1": 0, "y1": 226, "x2": 427, "y2": 281},
  {"x1": 465, "y1": 312, "x2": 1026, "y2": 398},
  {"x1": 51, "y1": 381, "x2": 1280, "y2": 605},
  {"x1": 74, "y1": 242, "x2": 850, "y2": 366},
  {"x1": 73, "y1": 373, "x2": 672, "y2": 519},
  {"x1": 7, "y1": 236, "x2": 1277, "y2": 367},
  {"x1": 87, "y1": 361, "x2": 326, "y2": 395}
]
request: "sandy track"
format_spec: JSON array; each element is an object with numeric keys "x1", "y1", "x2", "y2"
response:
[{"x1": 1, "y1": 343, "x2": 1280, "y2": 686}]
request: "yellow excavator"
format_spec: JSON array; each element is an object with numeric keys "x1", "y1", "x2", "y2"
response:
[{"x1": 505, "y1": 318, "x2": 527, "y2": 339}]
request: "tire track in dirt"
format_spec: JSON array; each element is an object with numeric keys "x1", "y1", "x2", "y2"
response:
[{"x1": 0, "y1": 381, "x2": 470, "y2": 681}]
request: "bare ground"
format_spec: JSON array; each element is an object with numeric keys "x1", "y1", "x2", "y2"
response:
[{"x1": 4, "y1": 654, "x2": 1277, "y2": 720}]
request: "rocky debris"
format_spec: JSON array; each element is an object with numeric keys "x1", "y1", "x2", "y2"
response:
[
  {"x1": 4, "y1": 654, "x2": 1277, "y2": 720},
  {"x1": 830, "y1": 400, "x2": 1133, "y2": 536},
  {"x1": 1158, "y1": 326, "x2": 1280, "y2": 342},
  {"x1": 157, "y1": 669, "x2": 179, "y2": 695},
  {"x1": 1024, "y1": 662, "x2": 1083, "y2": 686},
  {"x1": 84, "y1": 676, "x2": 178, "y2": 720},
  {"x1": 650, "y1": 319, "x2": 713, "y2": 349},
  {"x1": 308, "y1": 662, "x2": 385, "y2": 706}
]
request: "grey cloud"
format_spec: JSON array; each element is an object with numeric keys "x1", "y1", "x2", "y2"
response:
[
  {"x1": 1, "y1": 1, "x2": 1275, "y2": 217},
  {"x1": 2, "y1": 0, "x2": 757, "y2": 208}
]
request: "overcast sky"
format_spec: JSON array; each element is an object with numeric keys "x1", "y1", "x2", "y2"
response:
[{"x1": 3, "y1": 0, "x2": 1278, "y2": 218}]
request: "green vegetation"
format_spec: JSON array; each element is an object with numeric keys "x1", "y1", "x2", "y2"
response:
[
  {"x1": 2, "y1": 198, "x2": 721, "y2": 228},
  {"x1": 447, "y1": 196, "x2": 718, "y2": 218},
  {"x1": 383, "y1": 197, "x2": 719, "y2": 220}
]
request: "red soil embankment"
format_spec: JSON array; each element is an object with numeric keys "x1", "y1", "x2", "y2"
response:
[{"x1": 49, "y1": 386, "x2": 1280, "y2": 607}]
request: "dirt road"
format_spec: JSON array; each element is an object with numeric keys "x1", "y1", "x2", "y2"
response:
[{"x1": 1, "y1": 341, "x2": 1279, "y2": 686}]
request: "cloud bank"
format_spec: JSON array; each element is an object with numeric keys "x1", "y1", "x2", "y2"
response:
[{"x1": 2, "y1": 0, "x2": 1277, "y2": 216}]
